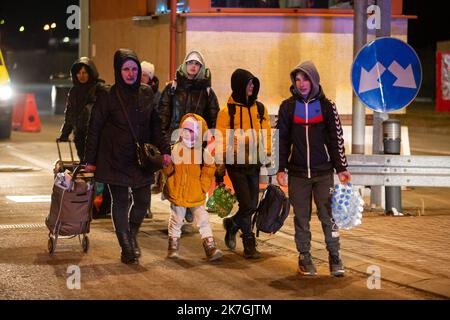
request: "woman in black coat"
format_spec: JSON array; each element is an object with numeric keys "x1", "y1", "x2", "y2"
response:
[
  {"x1": 59, "y1": 57, "x2": 104, "y2": 160},
  {"x1": 85, "y1": 49, "x2": 171, "y2": 264}
]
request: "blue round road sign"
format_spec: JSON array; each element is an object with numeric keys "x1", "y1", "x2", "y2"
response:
[{"x1": 351, "y1": 37, "x2": 422, "y2": 113}]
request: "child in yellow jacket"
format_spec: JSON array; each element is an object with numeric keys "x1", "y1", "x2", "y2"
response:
[{"x1": 163, "y1": 113, "x2": 223, "y2": 261}]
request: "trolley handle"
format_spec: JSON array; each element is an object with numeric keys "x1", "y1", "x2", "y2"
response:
[
  {"x1": 56, "y1": 138, "x2": 76, "y2": 168},
  {"x1": 69, "y1": 165, "x2": 88, "y2": 190}
]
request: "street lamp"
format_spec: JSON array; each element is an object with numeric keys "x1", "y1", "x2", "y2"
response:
[
  {"x1": 19, "y1": 26, "x2": 25, "y2": 32},
  {"x1": 43, "y1": 24, "x2": 50, "y2": 31},
  {"x1": 50, "y1": 22, "x2": 56, "y2": 29}
]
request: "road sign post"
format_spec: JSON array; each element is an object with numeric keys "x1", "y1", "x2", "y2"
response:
[{"x1": 351, "y1": 37, "x2": 422, "y2": 214}]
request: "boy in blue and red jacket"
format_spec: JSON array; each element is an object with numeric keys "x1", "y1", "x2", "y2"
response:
[{"x1": 276, "y1": 61, "x2": 352, "y2": 277}]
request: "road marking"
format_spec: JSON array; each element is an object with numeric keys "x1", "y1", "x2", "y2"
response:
[
  {"x1": 0, "y1": 165, "x2": 39, "y2": 172},
  {"x1": 5, "y1": 145, "x2": 54, "y2": 173},
  {"x1": 6, "y1": 195, "x2": 51, "y2": 203},
  {"x1": 0, "y1": 223, "x2": 46, "y2": 230}
]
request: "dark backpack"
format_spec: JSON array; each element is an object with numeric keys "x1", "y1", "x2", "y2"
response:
[{"x1": 252, "y1": 181, "x2": 290, "y2": 237}]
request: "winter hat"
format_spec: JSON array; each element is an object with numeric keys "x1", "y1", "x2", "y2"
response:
[
  {"x1": 185, "y1": 51, "x2": 204, "y2": 66},
  {"x1": 231, "y1": 68, "x2": 260, "y2": 106},
  {"x1": 181, "y1": 116, "x2": 200, "y2": 134},
  {"x1": 181, "y1": 116, "x2": 200, "y2": 148},
  {"x1": 177, "y1": 50, "x2": 207, "y2": 80},
  {"x1": 141, "y1": 61, "x2": 155, "y2": 79},
  {"x1": 113, "y1": 48, "x2": 141, "y2": 91},
  {"x1": 290, "y1": 60, "x2": 321, "y2": 99}
]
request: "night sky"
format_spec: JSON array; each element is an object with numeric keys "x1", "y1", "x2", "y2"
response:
[
  {"x1": 0, "y1": 0, "x2": 448, "y2": 50},
  {"x1": 0, "y1": 0, "x2": 79, "y2": 50},
  {"x1": 403, "y1": 1, "x2": 449, "y2": 49}
]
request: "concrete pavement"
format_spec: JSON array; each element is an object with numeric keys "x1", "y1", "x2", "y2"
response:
[{"x1": 1, "y1": 113, "x2": 450, "y2": 299}]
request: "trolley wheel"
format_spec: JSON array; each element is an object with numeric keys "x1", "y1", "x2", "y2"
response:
[
  {"x1": 82, "y1": 235, "x2": 89, "y2": 253},
  {"x1": 48, "y1": 237, "x2": 55, "y2": 255}
]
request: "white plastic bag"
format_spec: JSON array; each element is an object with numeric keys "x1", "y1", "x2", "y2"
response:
[{"x1": 331, "y1": 183, "x2": 364, "y2": 230}]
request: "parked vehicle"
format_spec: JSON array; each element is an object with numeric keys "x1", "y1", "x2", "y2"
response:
[{"x1": 0, "y1": 48, "x2": 13, "y2": 139}]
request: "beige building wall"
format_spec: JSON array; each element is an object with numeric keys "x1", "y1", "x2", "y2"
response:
[
  {"x1": 185, "y1": 16, "x2": 408, "y2": 115},
  {"x1": 90, "y1": 16, "x2": 173, "y2": 87},
  {"x1": 89, "y1": 13, "x2": 408, "y2": 116}
]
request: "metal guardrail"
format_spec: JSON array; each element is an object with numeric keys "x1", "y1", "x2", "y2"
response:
[{"x1": 347, "y1": 155, "x2": 450, "y2": 187}]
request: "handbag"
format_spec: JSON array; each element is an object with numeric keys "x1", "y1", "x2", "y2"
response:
[{"x1": 116, "y1": 90, "x2": 163, "y2": 172}]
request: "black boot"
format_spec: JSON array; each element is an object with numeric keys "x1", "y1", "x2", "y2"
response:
[
  {"x1": 129, "y1": 222, "x2": 141, "y2": 258},
  {"x1": 242, "y1": 233, "x2": 261, "y2": 259},
  {"x1": 116, "y1": 231, "x2": 139, "y2": 264},
  {"x1": 223, "y1": 217, "x2": 239, "y2": 250}
]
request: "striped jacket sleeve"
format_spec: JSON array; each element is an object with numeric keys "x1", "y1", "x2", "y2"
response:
[{"x1": 325, "y1": 101, "x2": 348, "y2": 173}]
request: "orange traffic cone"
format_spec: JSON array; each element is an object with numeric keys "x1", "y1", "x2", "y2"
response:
[
  {"x1": 21, "y1": 93, "x2": 41, "y2": 132},
  {"x1": 12, "y1": 94, "x2": 25, "y2": 131}
]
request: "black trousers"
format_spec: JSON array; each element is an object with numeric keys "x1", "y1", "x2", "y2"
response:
[
  {"x1": 226, "y1": 165, "x2": 260, "y2": 235},
  {"x1": 108, "y1": 184, "x2": 151, "y2": 233},
  {"x1": 288, "y1": 173, "x2": 340, "y2": 254}
]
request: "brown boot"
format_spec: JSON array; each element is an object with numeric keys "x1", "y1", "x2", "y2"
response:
[
  {"x1": 167, "y1": 237, "x2": 179, "y2": 259},
  {"x1": 242, "y1": 233, "x2": 261, "y2": 259},
  {"x1": 202, "y1": 237, "x2": 223, "y2": 262}
]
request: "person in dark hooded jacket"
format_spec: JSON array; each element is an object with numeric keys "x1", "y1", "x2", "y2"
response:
[
  {"x1": 276, "y1": 61, "x2": 351, "y2": 277},
  {"x1": 84, "y1": 49, "x2": 171, "y2": 265},
  {"x1": 59, "y1": 58, "x2": 111, "y2": 219},
  {"x1": 59, "y1": 57, "x2": 104, "y2": 160},
  {"x1": 216, "y1": 68, "x2": 272, "y2": 259}
]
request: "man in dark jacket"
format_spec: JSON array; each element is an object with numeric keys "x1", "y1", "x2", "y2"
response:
[
  {"x1": 276, "y1": 61, "x2": 351, "y2": 277},
  {"x1": 158, "y1": 50, "x2": 220, "y2": 223},
  {"x1": 59, "y1": 57, "x2": 104, "y2": 160},
  {"x1": 85, "y1": 49, "x2": 171, "y2": 265}
]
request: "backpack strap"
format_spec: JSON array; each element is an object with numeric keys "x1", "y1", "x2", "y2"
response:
[
  {"x1": 170, "y1": 80, "x2": 177, "y2": 93},
  {"x1": 252, "y1": 186, "x2": 269, "y2": 238},
  {"x1": 228, "y1": 103, "x2": 236, "y2": 130},
  {"x1": 256, "y1": 101, "x2": 265, "y2": 128}
]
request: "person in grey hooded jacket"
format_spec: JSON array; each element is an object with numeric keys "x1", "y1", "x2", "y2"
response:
[
  {"x1": 158, "y1": 50, "x2": 220, "y2": 142},
  {"x1": 276, "y1": 61, "x2": 351, "y2": 277}
]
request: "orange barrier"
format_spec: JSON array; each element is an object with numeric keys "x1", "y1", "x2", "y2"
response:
[
  {"x1": 20, "y1": 93, "x2": 41, "y2": 132},
  {"x1": 11, "y1": 94, "x2": 25, "y2": 130}
]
